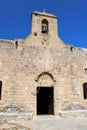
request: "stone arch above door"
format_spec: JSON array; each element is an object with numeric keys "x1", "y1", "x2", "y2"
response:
[{"x1": 35, "y1": 72, "x2": 56, "y2": 86}]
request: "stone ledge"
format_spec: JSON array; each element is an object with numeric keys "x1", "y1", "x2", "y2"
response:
[
  {"x1": 0, "y1": 112, "x2": 33, "y2": 120},
  {"x1": 58, "y1": 110, "x2": 87, "y2": 118}
]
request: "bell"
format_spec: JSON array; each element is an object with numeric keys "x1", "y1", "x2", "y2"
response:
[
  {"x1": 42, "y1": 26, "x2": 47, "y2": 31},
  {"x1": 42, "y1": 24, "x2": 47, "y2": 33}
]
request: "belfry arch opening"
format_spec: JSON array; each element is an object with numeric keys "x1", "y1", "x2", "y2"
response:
[{"x1": 41, "y1": 19, "x2": 48, "y2": 34}]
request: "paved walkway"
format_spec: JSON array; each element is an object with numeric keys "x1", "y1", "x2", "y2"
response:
[
  {"x1": 24, "y1": 116, "x2": 87, "y2": 130},
  {"x1": 1, "y1": 115, "x2": 87, "y2": 130}
]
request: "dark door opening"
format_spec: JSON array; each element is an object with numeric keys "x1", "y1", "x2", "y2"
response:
[{"x1": 37, "y1": 87, "x2": 54, "y2": 115}]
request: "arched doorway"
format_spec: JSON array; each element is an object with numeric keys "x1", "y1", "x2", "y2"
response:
[
  {"x1": 36, "y1": 72, "x2": 55, "y2": 115},
  {"x1": 37, "y1": 87, "x2": 54, "y2": 115}
]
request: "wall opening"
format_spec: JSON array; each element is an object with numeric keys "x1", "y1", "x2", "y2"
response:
[
  {"x1": 0, "y1": 81, "x2": 2, "y2": 100},
  {"x1": 83, "y1": 83, "x2": 87, "y2": 99},
  {"x1": 41, "y1": 19, "x2": 48, "y2": 34},
  {"x1": 37, "y1": 87, "x2": 54, "y2": 115},
  {"x1": 15, "y1": 41, "x2": 18, "y2": 49},
  {"x1": 85, "y1": 68, "x2": 87, "y2": 75}
]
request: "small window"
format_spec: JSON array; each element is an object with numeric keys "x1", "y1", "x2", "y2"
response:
[
  {"x1": 85, "y1": 68, "x2": 87, "y2": 75},
  {"x1": 0, "y1": 81, "x2": 2, "y2": 100},
  {"x1": 83, "y1": 83, "x2": 87, "y2": 99},
  {"x1": 15, "y1": 41, "x2": 18, "y2": 49}
]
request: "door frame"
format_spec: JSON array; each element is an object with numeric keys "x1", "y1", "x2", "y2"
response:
[{"x1": 36, "y1": 87, "x2": 54, "y2": 115}]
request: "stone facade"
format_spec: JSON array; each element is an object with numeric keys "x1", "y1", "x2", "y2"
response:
[{"x1": 0, "y1": 11, "x2": 87, "y2": 116}]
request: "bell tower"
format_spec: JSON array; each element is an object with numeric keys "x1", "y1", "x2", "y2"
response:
[
  {"x1": 25, "y1": 11, "x2": 65, "y2": 48},
  {"x1": 31, "y1": 10, "x2": 58, "y2": 36}
]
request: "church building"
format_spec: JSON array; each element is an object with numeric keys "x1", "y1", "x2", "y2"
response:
[{"x1": 0, "y1": 10, "x2": 87, "y2": 116}]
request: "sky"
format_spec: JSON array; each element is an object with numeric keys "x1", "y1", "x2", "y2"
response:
[{"x1": 0, "y1": 0, "x2": 87, "y2": 48}]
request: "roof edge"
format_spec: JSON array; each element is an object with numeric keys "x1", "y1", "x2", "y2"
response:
[{"x1": 32, "y1": 11, "x2": 57, "y2": 19}]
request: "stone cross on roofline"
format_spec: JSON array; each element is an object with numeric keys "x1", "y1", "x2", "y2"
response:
[{"x1": 43, "y1": 9, "x2": 46, "y2": 13}]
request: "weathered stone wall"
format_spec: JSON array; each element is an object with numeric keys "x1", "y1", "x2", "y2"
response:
[
  {"x1": 0, "y1": 39, "x2": 87, "y2": 115},
  {"x1": 0, "y1": 11, "x2": 87, "y2": 116}
]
